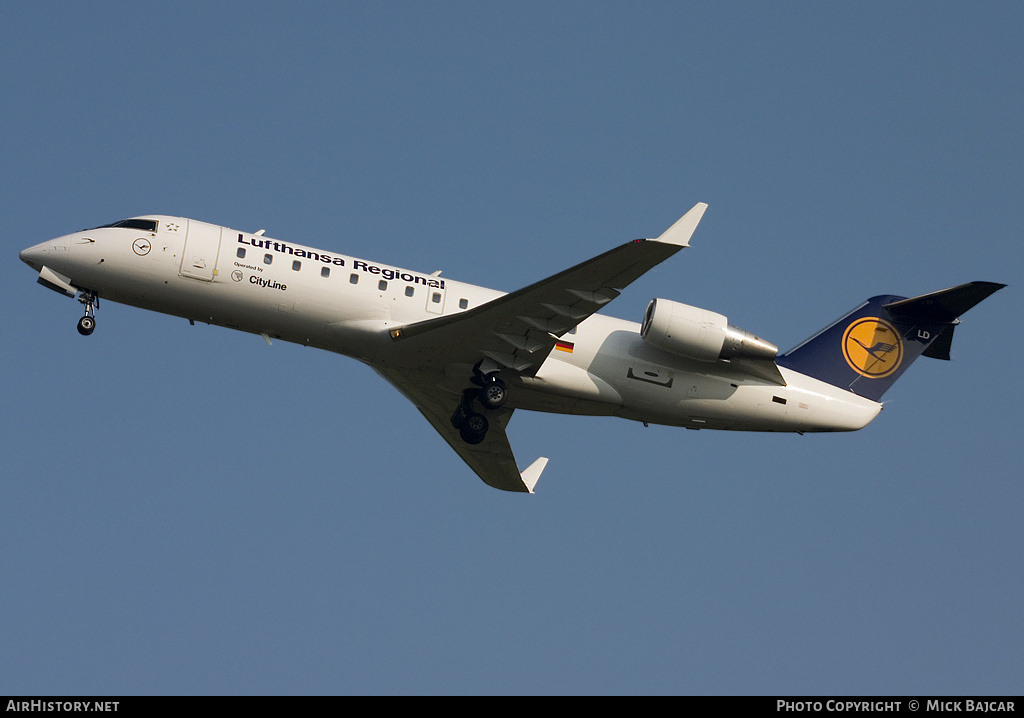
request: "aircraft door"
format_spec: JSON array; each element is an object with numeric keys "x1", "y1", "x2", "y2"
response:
[
  {"x1": 180, "y1": 220, "x2": 223, "y2": 281},
  {"x1": 425, "y1": 284, "x2": 446, "y2": 314}
]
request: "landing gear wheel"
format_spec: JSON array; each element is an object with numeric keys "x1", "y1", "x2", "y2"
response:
[
  {"x1": 451, "y1": 381, "x2": 496, "y2": 444},
  {"x1": 76, "y1": 290, "x2": 99, "y2": 336},
  {"x1": 464, "y1": 411, "x2": 488, "y2": 434},
  {"x1": 479, "y1": 377, "x2": 507, "y2": 409},
  {"x1": 459, "y1": 411, "x2": 489, "y2": 444}
]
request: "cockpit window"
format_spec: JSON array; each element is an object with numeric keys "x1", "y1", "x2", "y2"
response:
[{"x1": 92, "y1": 219, "x2": 158, "y2": 232}]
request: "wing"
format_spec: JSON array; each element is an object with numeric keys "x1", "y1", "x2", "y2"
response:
[
  {"x1": 377, "y1": 367, "x2": 547, "y2": 493},
  {"x1": 382, "y1": 203, "x2": 708, "y2": 491},
  {"x1": 386, "y1": 203, "x2": 708, "y2": 376}
]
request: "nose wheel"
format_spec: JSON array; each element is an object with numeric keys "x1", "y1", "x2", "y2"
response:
[{"x1": 76, "y1": 290, "x2": 99, "y2": 336}]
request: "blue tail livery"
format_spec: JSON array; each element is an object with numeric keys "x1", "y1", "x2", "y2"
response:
[{"x1": 777, "y1": 282, "x2": 1005, "y2": 401}]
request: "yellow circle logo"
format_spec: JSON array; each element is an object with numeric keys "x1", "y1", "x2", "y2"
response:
[{"x1": 842, "y1": 317, "x2": 903, "y2": 378}]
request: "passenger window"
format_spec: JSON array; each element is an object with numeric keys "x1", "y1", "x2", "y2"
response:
[
  {"x1": 432, "y1": 292, "x2": 441, "y2": 304},
  {"x1": 378, "y1": 280, "x2": 388, "y2": 291},
  {"x1": 405, "y1": 286, "x2": 415, "y2": 297},
  {"x1": 264, "y1": 254, "x2": 273, "y2": 265},
  {"x1": 349, "y1": 274, "x2": 359, "y2": 284},
  {"x1": 237, "y1": 247, "x2": 246, "y2": 259},
  {"x1": 459, "y1": 298, "x2": 468, "y2": 309},
  {"x1": 321, "y1": 267, "x2": 330, "y2": 278},
  {"x1": 292, "y1": 260, "x2": 301, "y2": 271}
]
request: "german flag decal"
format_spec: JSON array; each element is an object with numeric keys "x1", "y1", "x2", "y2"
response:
[{"x1": 555, "y1": 340, "x2": 575, "y2": 353}]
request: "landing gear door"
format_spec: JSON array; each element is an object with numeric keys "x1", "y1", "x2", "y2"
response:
[{"x1": 180, "y1": 220, "x2": 223, "y2": 281}]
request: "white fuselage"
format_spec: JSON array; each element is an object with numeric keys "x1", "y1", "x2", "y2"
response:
[{"x1": 21, "y1": 216, "x2": 882, "y2": 434}]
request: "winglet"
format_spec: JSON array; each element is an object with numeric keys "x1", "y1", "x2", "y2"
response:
[
  {"x1": 655, "y1": 202, "x2": 708, "y2": 247},
  {"x1": 520, "y1": 457, "x2": 549, "y2": 494}
]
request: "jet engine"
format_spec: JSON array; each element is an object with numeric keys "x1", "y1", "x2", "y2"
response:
[{"x1": 640, "y1": 299, "x2": 779, "y2": 363}]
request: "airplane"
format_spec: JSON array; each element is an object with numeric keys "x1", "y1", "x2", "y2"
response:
[{"x1": 19, "y1": 203, "x2": 1004, "y2": 493}]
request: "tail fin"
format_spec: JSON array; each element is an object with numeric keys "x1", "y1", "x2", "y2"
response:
[{"x1": 777, "y1": 282, "x2": 1004, "y2": 401}]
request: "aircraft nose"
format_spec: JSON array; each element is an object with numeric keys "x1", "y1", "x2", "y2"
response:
[
  {"x1": 20, "y1": 241, "x2": 50, "y2": 271},
  {"x1": 20, "y1": 236, "x2": 74, "y2": 272}
]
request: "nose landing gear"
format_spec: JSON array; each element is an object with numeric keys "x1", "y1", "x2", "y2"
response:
[{"x1": 76, "y1": 290, "x2": 99, "y2": 336}]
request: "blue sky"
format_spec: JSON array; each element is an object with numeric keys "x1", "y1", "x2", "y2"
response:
[{"x1": 2, "y1": 2, "x2": 1021, "y2": 695}]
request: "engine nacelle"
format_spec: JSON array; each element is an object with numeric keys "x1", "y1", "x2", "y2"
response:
[{"x1": 640, "y1": 299, "x2": 779, "y2": 363}]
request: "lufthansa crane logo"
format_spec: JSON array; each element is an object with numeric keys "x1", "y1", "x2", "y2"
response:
[{"x1": 842, "y1": 317, "x2": 903, "y2": 379}]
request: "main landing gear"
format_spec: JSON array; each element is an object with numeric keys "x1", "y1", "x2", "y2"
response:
[
  {"x1": 451, "y1": 394, "x2": 490, "y2": 445},
  {"x1": 76, "y1": 290, "x2": 99, "y2": 336},
  {"x1": 450, "y1": 367, "x2": 508, "y2": 444}
]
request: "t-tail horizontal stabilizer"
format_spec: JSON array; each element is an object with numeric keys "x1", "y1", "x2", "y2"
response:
[{"x1": 777, "y1": 282, "x2": 1005, "y2": 401}]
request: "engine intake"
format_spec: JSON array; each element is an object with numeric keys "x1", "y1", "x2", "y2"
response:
[{"x1": 640, "y1": 299, "x2": 778, "y2": 363}]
